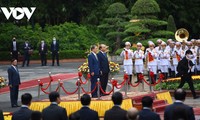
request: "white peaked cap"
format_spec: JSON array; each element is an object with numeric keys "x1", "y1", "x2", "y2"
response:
[
  {"x1": 170, "y1": 41, "x2": 175, "y2": 44},
  {"x1": 137, "y1": 42, "x2": 142, "y2": 46},
  {"x1": 157, "y1": 39, "x2": 162, "y2": 42},
  {"x1": 148, "y1": 41, "x2": 155, "y2": 46},
  {"x1": 125, "y1": 42, "x2": 131, "y2": 46},
  {"x1": 167, "y1": 39, "x2": 172, "y2": 42},
  {"x1": 187, "y1": 41, "x2": 192, "y2": 45},
  {"x1": 191, "y1": 39, "x2": 195, "y2": 42},
  {"x1": 176, "y1": 42, "x2": 181, "y2": 45},
  {"x1": 161, "y1": 41, "x2": 167, "y2": 45}
]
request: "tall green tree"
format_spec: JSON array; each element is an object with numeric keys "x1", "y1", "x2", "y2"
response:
[
  {"x1": 124, "y1": 0, "x2": 173, "y2": 44},
  {"x1": 98, "y1": 2, "x2": 129, "y2": 52},
  {"x1": 167, "y1": 15, "x2": 177, "y2": 38}
]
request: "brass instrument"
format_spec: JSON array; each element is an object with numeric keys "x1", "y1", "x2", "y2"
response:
[
  {"x1": 197, "y1": 56, "x2": 199, "y2": 65},
  {"x1": 175, "y1": 28, "x2": 189, "y2": 42}
]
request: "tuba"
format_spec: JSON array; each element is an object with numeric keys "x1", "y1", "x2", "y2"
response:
[{"x1": 175, "y1": 28, "x2": 189, "y2": 42}]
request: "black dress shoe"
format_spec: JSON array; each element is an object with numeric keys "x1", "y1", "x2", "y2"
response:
[
  {"x1": 12, "y1": 104, "x2": 20, "y2": 108},
  {"x1": 193, "y1": 96, "x2": 200, "y2": 99}
]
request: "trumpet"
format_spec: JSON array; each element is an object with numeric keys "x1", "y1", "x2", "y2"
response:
[{"x1": 197, "y1": 56, "x2": 199, "y2": 65}]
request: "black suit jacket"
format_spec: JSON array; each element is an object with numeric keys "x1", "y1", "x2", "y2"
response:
[
  {"x1": 39, "y1": 43, "x2": 48, "y2": 54},
  {"x1": 51, "y1": 41, "x2": 59, "y2": 52},
  {"x1": 0, "y1": 109, "x2": 4, "y2": 120},
  {"x1": 10, "y1": 41, "x2": 19, "y2": 52},
  {"x1": 164, "y1": 102, "x2": 195, "y2": 120},
  {"x1": 97, "y1": 52, "x2": 110, "y2": 73},
  {"x1": 12, "y1": 107, "x2": 32, "y2": 120},
  {"x1": 22, "y1": 43, "x2": 32, "y2": 54},
  {"x1": 75, "y1": 107, "x2": 99, "y2": 120},
  {"x1": 7, "y1": 66, "x2": 20, "y2": 86},
  {"x1": 177, "y1": 57, "x2": 194, "y2": 76},
  {"x1": 42, "y1": 104, "x2": 68, "y2": 120},
  {"x1": 104, "y1": 106, "x2": 128, "y2": 120},
  {"x1": 138, "y1": 109, "x2": 161, "y2": 120}
]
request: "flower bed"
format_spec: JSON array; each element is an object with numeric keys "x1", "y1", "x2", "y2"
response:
[{"x1": 155, "y1": 75, "x2": 200, "y2": 90}]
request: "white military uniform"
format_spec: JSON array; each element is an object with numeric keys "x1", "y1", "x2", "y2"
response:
[
  {"x1": 145, "y1": 48, "x2": 158, "y2": 74},
  {"x1": 171, "y1": 47, "x2": 182, "y2": 74},
  {"x1": 120, "y1": 48, "x2": 133, "y2": 75},
  {"x1": 133, "y1": 49, "x2": 144, "y2": 73},
  {"x1": 196, "y1": 46, "x2": 200, "y2": 71},
  {"x1": 159, "y1": 48, "x2": 170, "y2": 73},
  {"x1": 155, "y1": 46, "x2": 162, "y2": 70}
]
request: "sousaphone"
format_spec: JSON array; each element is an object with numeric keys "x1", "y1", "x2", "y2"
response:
[{"x1": 175, "y1": 28, "x2": 189, "y2": 42}]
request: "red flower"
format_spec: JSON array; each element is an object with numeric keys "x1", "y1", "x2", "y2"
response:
[{"x1": 78, "y1": 72, "x2": 83, "y2": 77}]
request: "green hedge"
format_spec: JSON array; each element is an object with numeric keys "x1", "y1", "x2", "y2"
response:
[{"x1": 0, "y1": 50, "x2": 86, "y2": 61}]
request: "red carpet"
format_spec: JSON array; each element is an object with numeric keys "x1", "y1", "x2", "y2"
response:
[{"x1": 0, "y1": 73, "x2": 77, "y2": 94}]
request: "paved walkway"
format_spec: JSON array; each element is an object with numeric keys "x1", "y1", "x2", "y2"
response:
[{"x1": 0, "y1": 60, "x2": 199, "y2": 114}]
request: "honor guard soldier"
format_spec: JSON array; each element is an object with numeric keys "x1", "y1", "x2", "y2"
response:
[
  {"x1": 120, "y1": 42, "x2": 134, "y2": 84},
  {"x1": 145, "y1": 41, "x2": 158, "y2": 82},
  {"x1": 155, "y1": 39, "x2": 163, "y2": 71},
  {"x1": 133, "y1": 42, "x2": 144, "y2": 83},
  {"x1": 159, "y1": 41, "x2": 170, "y2": 80}
]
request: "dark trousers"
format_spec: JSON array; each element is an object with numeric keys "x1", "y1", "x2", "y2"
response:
[
  {"x1": 52, "y1": 51, "x2": 59, "y2": 66},
  {"x1": 91, "y1": 75, "x2": 98, "y2": 97},
  {"x1": 40, "y1": 53, "x2": 47, "y2": 66},
  {"x1": 12, "y1": 51, "x2": 18, "y2": 60},
  {"x1": 100, "y1": 72, "x2": 109, "y2": 95},
  {"x1": 22, "y1": 53, "x2": 30, "y2": 66},
  {"x1": 10, "y1": 85, "x2": 19, "y2": 106},
  {"x1": 178, "y1": 74, "x2": 196, "y2": 97}
]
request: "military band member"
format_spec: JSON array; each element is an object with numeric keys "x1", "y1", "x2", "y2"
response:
[
  {"x1": 120, "y1": 42, "x2": 134, "y2": 84},
  {"x1": 187, "y1": 41, "x2": 196, "y2": 74},
  {"x1": 133, "y1": 42, "x2": 144, "y2": 83},
  {"x1": 196, "y1": 40, "x2": 200, "y2": 74},
  {"x1": 155, "y1": 39, "x2": 163, "y2": 71},
  {"x1": 173, "y1": 42, "x2": 182, "y2": 76},
  {"x1": 145, "y1": 41, "x2": 158, "y2": 82},
  {"x1": 159, "y1": 42, "x2": 170, "y2": 80},
  {"x1": 169, "y1": 41, "x2": 176, "y2": 77}
]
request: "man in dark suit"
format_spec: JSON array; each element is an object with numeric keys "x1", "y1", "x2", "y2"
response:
[
  {"x1": 12, "y1": 93, "x2": 32, "y2": 120},
  {"x1": 22, "y1": 41, "x2": 32, "y2": 67},
  {"x1": 42, "y1": 91, "x2": 68, "y2": 120},
  {"x1": 74, "y1": 94, "x2": 99, "y2": 120},
  {"x1": 164, "y1": 88, "x2": 195, "y2": 120},
  {"x1": 104, "y1": 92, "x2": 128, "y2": 120},
  {"x1": 88, "y1": 45, "x2": 100, "y2": 98},
  {"x1": 138, "y1": 96, "x2": 161, "y2": 120},
  {"x1": 7, "y1": 59, "x2": 21, "y2": 107},
  {"x1": 39, "y1": 40, "x2": 48, "y2": 66},
  {"x1": 51, "y1": 37, "x2": 60, "y2": 66},
  {"x1": 0, "y1": 109, "x2": 4, "y2": 120},
  {"x1": 10, "y1": 37, "x2": 20, "y2": 60},
  {"x1": 97, "y1": 44, "x2": 110, "y2": 96},
  {"x1": 177, "y1": 50, "x2": 199, "y2": 99}
]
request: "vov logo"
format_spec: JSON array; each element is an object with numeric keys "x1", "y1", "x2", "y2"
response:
[{"x1": 0, "y1": 7, "x2": 36, "y2": 20}]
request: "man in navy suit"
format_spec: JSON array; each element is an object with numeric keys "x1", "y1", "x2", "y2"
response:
[
  {"x1": 88, "y1": 45, "x2": 100, "y2": 98},
  {"x1": 22, "y1": 41, "x2": 32, "y2": 67},
  {"x1": 74, "y1": 94, "x2": 99, "y2": 120},
  {"x1": 138, "y1": 96, "x2": 161, "y2": 120},
  {"x1": 39, "y1": 40, "x2": 48, "y2": 66},
  {"x1": 7, "y1": 59, "x2": 21, "y2": 107},
  {"x1": 97, "y1": 44, "x2": 110, "y2": 96},
  {"x1": 51, "y1": 37, "x2": 60, "y2": 66},
  {"x1": 164, "y1": 88, "x2": 195, "y2": 120},
  {"x1": 12, "y1": 93, "x2": 32, "y2": 120}
]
